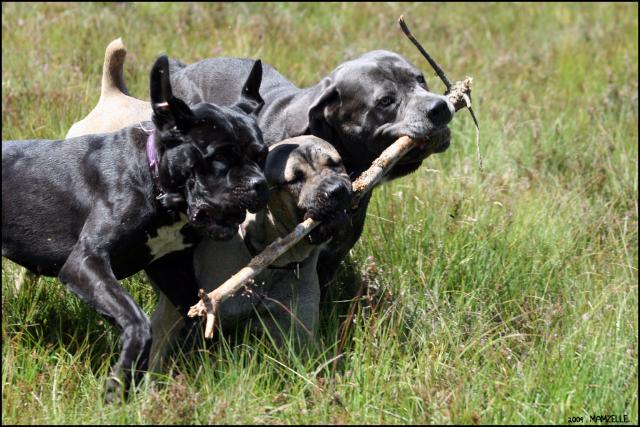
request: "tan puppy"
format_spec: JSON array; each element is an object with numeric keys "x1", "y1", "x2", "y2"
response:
[
  {"x1": 65, "y1": 38, "x2": 151, "y2": 138},
  {"x1": 149, "y1": 135, "x2": 352, "y2": 371}
]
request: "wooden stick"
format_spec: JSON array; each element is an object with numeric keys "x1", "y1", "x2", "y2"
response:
[
  {"x1": 351, "y1": 136, "x2": 414, "y2": 209},
  {"x1": 187, "y1": 217, "x2": 319, "y2": 337},
  {"x1": 399, "y1": 15, "x2": 481, "y2": 169}
]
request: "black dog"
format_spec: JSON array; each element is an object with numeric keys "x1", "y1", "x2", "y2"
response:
[
  {"x1": 165, "y1": 50, "x2": 454, "y2": 288},
  {"x1": 1, "y1": 55, "x2": 268, "y2": 401}
]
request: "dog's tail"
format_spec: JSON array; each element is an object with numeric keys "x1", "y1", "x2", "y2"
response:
[{"x1": 100, "y1": 37, "x2": 129, "y2": 99}]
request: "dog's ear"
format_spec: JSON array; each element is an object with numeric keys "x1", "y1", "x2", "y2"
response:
[
  {"x1": 233, "y1": 59, "x2": 264, "y2": 116},
  {"x1": 150, "y1": 55, "x2": 194, "y2": 131},
  {"x1": 284, "y1": 78, "x2": 341, "y2": 139},
  {"x1": 308, "y1": 84, "x2": 340, "y2": 133}
]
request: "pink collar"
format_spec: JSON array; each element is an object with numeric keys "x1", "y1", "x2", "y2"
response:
[{"x1": 145, "y1": 130, "x2": 166, "y2": 201}]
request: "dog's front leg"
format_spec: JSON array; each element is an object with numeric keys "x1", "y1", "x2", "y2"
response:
[
  {"x1": 148, "y1": 292, "x2": 184, "y2": 373},
  {"x1": 58, "y1": 242, "x2": 152, "y2": 403}
]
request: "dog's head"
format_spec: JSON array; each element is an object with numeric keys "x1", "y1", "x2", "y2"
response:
[
  {"x1": 150, "y1": 55, "x2": 269, "y2": 240},
  {"x1": 265, "y1": 136, "x2": 352, "y2": 245},
  {"x1": 290, "y1": 50, "x2": 453, "y2": 179}
]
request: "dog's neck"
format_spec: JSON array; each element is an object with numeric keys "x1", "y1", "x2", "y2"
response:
[
  {"x1": 136, "y1": 124, "x2": 190, "y2": 214},
  {"x1": 240, "y1": 208, "x2": 314, "y2": 268}
]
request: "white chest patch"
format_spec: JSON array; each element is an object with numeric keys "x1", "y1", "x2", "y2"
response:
[{"x1": 147, "y1": 213, "x2": 190, "y2": 262}]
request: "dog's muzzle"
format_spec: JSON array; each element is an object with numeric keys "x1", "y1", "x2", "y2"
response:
[
  {"x1": 190, "y1": 206, "x2": 246, "y2": 241},
  {"x1": 401, "y1": 126, "x2": 451, "y2": 164},
  {"x1": 302, "y1": 179, "x2": 352, "y2": 230},
  {"x1": 233, "y1": 177, "x2": 269, "y2": 214},
  {"x1": 425, "y1": 98, "x2": 454, "y2": 128}
]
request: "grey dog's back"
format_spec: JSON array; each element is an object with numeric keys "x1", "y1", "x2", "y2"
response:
[{"x1": 169, "y1": 57, "x2": 298, "y2": 107}]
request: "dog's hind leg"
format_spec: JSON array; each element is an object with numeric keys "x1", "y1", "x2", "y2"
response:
[{"x1": 58, "y1": 244, "x2": 151, "y2": 403}]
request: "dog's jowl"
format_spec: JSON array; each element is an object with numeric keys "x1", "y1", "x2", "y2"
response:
[{"x1": 1, "y1": 55, "x2": 269, "y2": 402}]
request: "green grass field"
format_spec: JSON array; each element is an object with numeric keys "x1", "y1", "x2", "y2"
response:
[{"x1": 2, "y1": 2, "x2": 638, "y2": 424}]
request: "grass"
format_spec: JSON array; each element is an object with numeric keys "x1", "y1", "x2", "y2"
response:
[{"x1": 2, "y1": 2, "x2": 638, "y2": 424}]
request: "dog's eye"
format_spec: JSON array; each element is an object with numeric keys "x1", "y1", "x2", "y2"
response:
[
  {"x1": 417, "y1": 75, "x2": 429, "y2": 90},
  {"x1": 288, "y1": 169, "x2": 305, "y2": 184},
  {"x1": 210, "y1": 152, "x2": 227, "y2": 162},
  {"x1": 206, "y1": 145, "x2": 236, "y2": 163},
  {"x1": 324, "y1": 157, "x2": 341, "y2": 168},
  {"x1": 377, "y1": 96, "x2": 395, "y2": 108}
]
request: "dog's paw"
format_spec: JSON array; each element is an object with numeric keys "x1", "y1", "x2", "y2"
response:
[{"x1": 104, "y1": 376, "x2": 125, "y2": 404}]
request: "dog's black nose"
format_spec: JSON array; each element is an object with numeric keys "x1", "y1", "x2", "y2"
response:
[
  {"x1": 249, "y1": 176, "x2": 268, "y2": 197},
  {"x1": 326, "y1": 181, "x2": 351, "y2": 207},
  {"x1": 426, "y1": 98, "x2": 453, "y2": 127},
  {"x1": 247, "y1": 176, "x2": 269, "y2": 212}
]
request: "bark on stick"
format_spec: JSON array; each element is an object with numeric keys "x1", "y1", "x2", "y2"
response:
[{"x1": 188, "y1": 218, "x2": 319, "y2": 337}]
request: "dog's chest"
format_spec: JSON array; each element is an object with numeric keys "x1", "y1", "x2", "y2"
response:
[{"x1": 145, "y1": 213, "x2": 191, "y2": 262}]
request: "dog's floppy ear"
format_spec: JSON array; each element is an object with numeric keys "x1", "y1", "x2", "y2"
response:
[
  {"x1": 150, "y1": 54, "x2": 194, "y2": 132},
  {"x1": 283, "y1": 78, "x2": 341, "y2": 140},
  {"x1": 233, "y1": 59, "x2": 264, "y2": 116},
  {"x1": 308, "y1": 83, "x2": 340, "y2": 135}
]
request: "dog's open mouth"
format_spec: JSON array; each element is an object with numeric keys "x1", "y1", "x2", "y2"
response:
[
  {"x1": 190, "y1": 207, "x2": 245, "y2": 241},
  {"x1": 303, "y1": 207, "x2": 349, "y2": 244},
  {"x1": 400, "y1": 127, "x2": 451, "y2": 165}
]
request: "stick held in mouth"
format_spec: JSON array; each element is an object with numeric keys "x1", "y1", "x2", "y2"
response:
[
  {"x1": 187, "y1": 217, "x2": 319, "y2": 338},
  {"x1": 189, "y1": 102, "x2": 474, "y2": 340},
  {"x1": 189, "y1": 135, "x2": 457, "y2": 337},
  {"x1": 399, "y1": 15, "x2": 481, "y2": 167}
]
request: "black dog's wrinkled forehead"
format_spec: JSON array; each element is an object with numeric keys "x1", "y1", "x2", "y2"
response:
[
  {"x1": 189, "y1": 103, "x2": 234, "y2": 135},
  {"x1": 187, "y1": 102, "x2": 266, "y2": 161}
]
